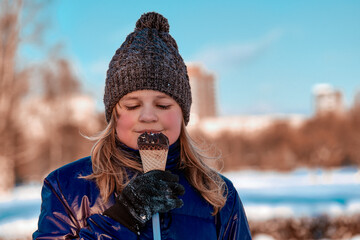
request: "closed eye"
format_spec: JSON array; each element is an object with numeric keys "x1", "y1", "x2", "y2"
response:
[
  {"x1": 157, "y1": 105, "x2": 171, "y2": 110},
  {"x1": 125, "y1": 105, "x2": 140, "y2": 110}
]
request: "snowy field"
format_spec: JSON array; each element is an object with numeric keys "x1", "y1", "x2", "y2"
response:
[
  {"x1": 1, "y1": 167, "x2": 360, "y2": 239},
  {"x1": 225, "y1": 167, "x2": 360, "y2": 221}
]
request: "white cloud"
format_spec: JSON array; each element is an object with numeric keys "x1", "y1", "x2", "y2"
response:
[{"x1": 191, "y1": 28, "x2": 283, "y2": 71}]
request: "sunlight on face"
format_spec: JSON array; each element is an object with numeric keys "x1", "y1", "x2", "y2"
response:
[{"x1": 115, "y1": 90, "x2": 183, "y2": 149}]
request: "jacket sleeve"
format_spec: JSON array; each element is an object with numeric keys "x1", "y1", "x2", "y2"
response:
[
  {"x1": 222, "y1": 194, "x2": 252, "y2": 240},
  {"x1": 32, "y1": 177, "x2": 138, "y2": 240},
  {"x1": 219, "y1": 178, "x2": 252, "y2": 240}
]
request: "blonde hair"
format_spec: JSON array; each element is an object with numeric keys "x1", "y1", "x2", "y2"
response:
[{"x1": 83, "y1": 109, "x2": 227, "y2": 215}]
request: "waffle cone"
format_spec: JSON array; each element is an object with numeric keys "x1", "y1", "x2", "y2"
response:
[{"x1": 140, "y1": 149, "x2": 168, "y2": 173}]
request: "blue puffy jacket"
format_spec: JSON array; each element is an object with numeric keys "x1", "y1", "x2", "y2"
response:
[{"x1": 33, "y1": 156, "x2": 251, "y2": 239}]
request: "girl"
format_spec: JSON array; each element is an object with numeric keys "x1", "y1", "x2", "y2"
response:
[{"x1": 33, "y1": 12, "x2": 251, "y2": 240}]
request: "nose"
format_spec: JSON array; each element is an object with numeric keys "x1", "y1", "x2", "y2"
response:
[{"x1": 138, "y1": 106, "x2": 158, "y2": 122}]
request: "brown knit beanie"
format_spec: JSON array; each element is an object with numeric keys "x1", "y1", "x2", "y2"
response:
[{"x1": 103, "y1": 12, "x2": 192, "y2": 125}]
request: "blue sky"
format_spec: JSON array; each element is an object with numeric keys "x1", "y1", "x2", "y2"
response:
[{"x1": 24, "y1": 0, "x2": 360, "y2": 116}]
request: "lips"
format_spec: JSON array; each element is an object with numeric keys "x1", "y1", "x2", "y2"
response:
[{"x1": 136, "y1": 129, "x2": 163, "y2": 134}]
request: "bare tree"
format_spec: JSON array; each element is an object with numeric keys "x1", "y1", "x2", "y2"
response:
[
  {"x1": 0, "y1": 0, "x2": 102, "y2": 186},
  {"x1": 0, "y1": 0, "x2": 53, "y2": 190},
  {"x1": 0, "y1": 0, "x2": 26, "y2": 192},
  {"x1": 190, "y1": 110, "x2": 360, "y2": 172}
]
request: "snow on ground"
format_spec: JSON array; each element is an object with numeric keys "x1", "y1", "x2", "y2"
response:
[
  {"x1": 223, "y1": 167, "x2": 360, "y2": 220},
  {"x1": 0, "y1": 183, "x2": 41, "y2": 202},
  {"x1": 0, "y1": 183, "x2": 42, "y2": 239},
  {"x1": 0, "y1": 167, "x2": 359, "y2": 238},
  {"x1": 0, "y1": 218, "x2": 37, "y2": 240}
]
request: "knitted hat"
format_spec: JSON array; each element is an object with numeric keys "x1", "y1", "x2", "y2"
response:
[{"x1": 104, "y1": 12, "x2": 192, "y2": 125}]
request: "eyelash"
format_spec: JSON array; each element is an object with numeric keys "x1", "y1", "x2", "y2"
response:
[
  {"x1": 157, "y1": 105, "x2": 171, "y2": 110},
  {"x1": 124, "y1": 105, "x2": 171, "y2": 110},
  {"x1": 125, "y1": 106, "x2": 139, "y2": 110}
]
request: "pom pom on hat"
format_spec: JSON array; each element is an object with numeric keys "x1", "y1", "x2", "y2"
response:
[{"x1": 135, "y1": 12, "x2": 170, "y2": 33}]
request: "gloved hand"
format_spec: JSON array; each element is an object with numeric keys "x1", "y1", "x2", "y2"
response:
[{"x1": 103, "y1": 170, "x2": 185, "y2": 233}]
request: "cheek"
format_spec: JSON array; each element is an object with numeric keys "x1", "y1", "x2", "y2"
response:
[
  {"x1": 116, "y1": 114, "x2": 135, "y2": 130},
  {"x1": 115, "y1": 113, "x2": 138, "y2": 148},
  {"x1": 162, "y1": 111, "x2": 182, "y2": 129},
  {"x1": 115, "y1": 113, "x2": 138, "y2": 139},
  {"x1": 161, "y1": 110, "x2": 182, "y2": 144}
]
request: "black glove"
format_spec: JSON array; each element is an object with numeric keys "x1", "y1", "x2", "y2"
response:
[{"x1": 103, "y1": 170, "x2": 185, "y2": 233}]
